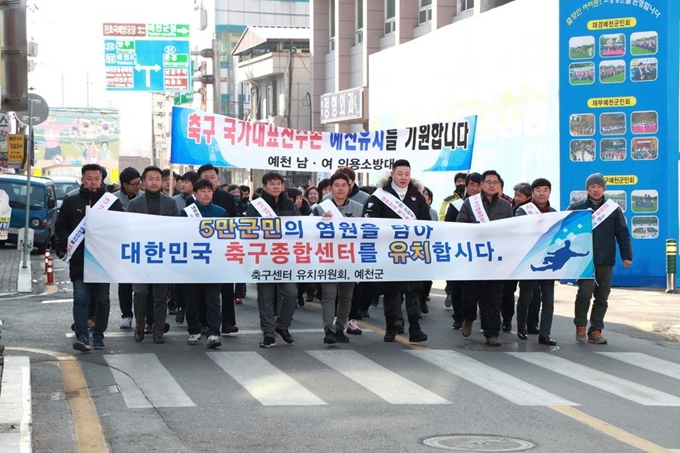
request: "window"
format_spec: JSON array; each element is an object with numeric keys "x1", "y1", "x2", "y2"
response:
[
  {"x1": 419, "y1": 0, "x2": 432, "y2": 24},
  {"x1": 460, "y1": 0, "x2": 474, "y2": 12},
  {"x1": 356, "y1": 0, "x2": 363, "y2": 44},
  {"x1": 385, "y1": 0, "x2": 396, "y2": 35},
  {"x1": 330, "y1": 0, "x2": 336, "y2": 38},
  {"x1": 266, "y1": 81, "x2": 277, "y2": 117}
]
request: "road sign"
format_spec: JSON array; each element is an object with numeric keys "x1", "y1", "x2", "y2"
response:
[
  {"x1": 103, "y1": 23, "x2": 190, "y2": 92},
  {"x1": 8, "y1": 134, "x2": 25, "y2": 168},
  {"x1": 174, "y1": 92, "x2": 194, "y2": 105},
  {"x1": 15, "y1": 93, "x2": 50, "y2": 126}
]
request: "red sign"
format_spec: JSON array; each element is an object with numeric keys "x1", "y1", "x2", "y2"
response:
[
  {"x1": 164, "y1": 68, "x2": 189, "y2": 91},
  {"x1": 106, "y1": 67, "x2": 134, "y2": 88},
  {"x1": 103, "y1": 23, "x2": 146, "y2": 37}
]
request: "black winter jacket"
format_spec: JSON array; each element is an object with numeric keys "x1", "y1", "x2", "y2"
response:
[
  {"x1": 365, "y1": 180, "x2": 431, "y2": 221},
  {"x1": 55, "y1": 185, "x2": 124, "y2": 280},
  {"x1": 567, "y1": 197, "x2": 632, "y2": 266},
  {"x1": 246, "y1": 191, "x2": 300, "y2": 217}
]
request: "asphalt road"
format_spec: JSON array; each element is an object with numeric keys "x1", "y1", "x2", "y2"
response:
[{"x1": 2, "y1": 256, "x2": 680, "y2": 453}]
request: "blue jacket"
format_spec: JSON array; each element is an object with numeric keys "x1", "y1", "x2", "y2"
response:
[{"x1": 568, "y1": 197, "x2": 632, "y2": 266}]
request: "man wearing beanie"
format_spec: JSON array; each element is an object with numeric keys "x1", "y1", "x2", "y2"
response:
[{"x1": 567, "y1": 173, "x2": 632, "y2": 345}]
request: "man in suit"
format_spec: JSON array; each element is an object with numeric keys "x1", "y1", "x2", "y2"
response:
[{"x1": 127, "y1": 166, "x2": 180, "y2": 343}]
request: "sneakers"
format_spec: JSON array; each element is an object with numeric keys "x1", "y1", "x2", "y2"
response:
[
  {"x1": 120, "y1": 317, "x2": 132, "y2": 329},
  {"x1": 452, "y1": 320, "x2": 463, "y2": 330},
  {"x1": 188, "y1": 333, "x2": 201, "y2": 345},
  {"x1": 502, "y1": 323, "x2": 512, "y2": 333},
  {"x1": 297, "y1": 295, "x2": 305, "y2": 307},
  {"x1": 175, "y1": 310, "x2": 185, "y2": 324},
  {"x1": 486, "y1": 337, "x2": 502, "y2": 346},
  {"x1": 92, "y1": 337, "x2": 105, "y2": 350},
  {"x1": 206, "y1": 335, "x2": 221, "y2": 349},
  {"x1": 588, "y1": 329, "x2": 608, "y2": 345},
  {"x1": 576, "y1": 326, "x2": 587, "y2": 343},
  {"x1": 444, "y1": 293, "x2": 452, "y2": 308},
  {"x1": 221, "y1": 325, "x2": 239, "y2": 335},
  {"x1": 384, "y1": 330, "x2": 396, "y2": 342},
  {"x1": 346, "y1": 319, "x2": 362, "y2": 335},
  {"x1": 259, "y1": 336, "x2": 276, "y2": 348},
  {"x1": 323, "y1": 329, "x2": 337, "y2": 345},
  {"x1": 234, "y1": 295, "x2": 243, "y2": 305},
  {"x1": 461, "y1": 320, "x2": 473, "y2": 337},
  {"x1": 335, "y1": 329, "x2": 350, "y2": 344},
  {"x1": 73, "y1": 335, "x2": 91, "y2": 352},
  {"x1": 275, "y1": 327, "x2": 294, "y2": 344},
  {"x1": 420, "y1": 300, "x2": 429, "y2": 314}
]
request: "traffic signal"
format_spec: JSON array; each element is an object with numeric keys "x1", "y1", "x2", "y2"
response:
[{"x1": 1, "y1": 0, "x2": 28, "y2": 112}]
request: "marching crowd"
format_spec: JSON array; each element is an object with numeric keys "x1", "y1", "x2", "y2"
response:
[{"x1": 56, "y1": 160, "x2": 632, "y2": 352}]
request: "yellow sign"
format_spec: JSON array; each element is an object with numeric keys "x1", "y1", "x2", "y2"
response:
[
  {"x1": 604, "y1": 175, "x2": 638, "y2": 186},
  {"x1": 8, "y1": 134, "x2": 25, "y2": 168},
  {"x1": 587, "y1": 96, "x2": 636, "y2": 108},
  {"x1": 587, "y1": 17, "x2": 637, "y2": 30}
]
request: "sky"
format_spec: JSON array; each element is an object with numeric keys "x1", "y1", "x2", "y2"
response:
[{"x1": 28, "y1": 0, "x2": 193, "y2": 156}]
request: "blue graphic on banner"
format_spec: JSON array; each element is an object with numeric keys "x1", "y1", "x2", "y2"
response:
[
  {"x1": 559, "y1": 1, "x2": 679, "y2": 287},
  {"x1": 170, "y1": 107, "x2": 234, "y2": 167},
  {"x1": 424, "y1": 116, "x2": 476, "y2": 171}
]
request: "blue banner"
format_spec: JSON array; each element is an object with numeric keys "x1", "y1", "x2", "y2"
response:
[{"x1": 559, "y1": 0, "x2": 679, "y2": 286}]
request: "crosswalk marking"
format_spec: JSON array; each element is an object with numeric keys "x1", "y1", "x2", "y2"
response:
[
  {"x1": 103, "y1": 354, "x2": 195, "y2": 408},
  {"x1": 407, "y1": 350, "x2": 577, "y2": 406},
  {"x1": 508, "y1": 353, "x2": 680, "y2": 406},
  {"x1": 597, "y1": 352, "x2": 680, "y2": 380},
  {"x1": 307, "y1": 350, "x2": 449, "y2": 405},
  {"x1": 208, "y1": 352, "x2": 327, "y2": 406}
]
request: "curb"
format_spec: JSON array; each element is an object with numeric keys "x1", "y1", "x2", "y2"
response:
[{"x1": 0, "y1": 356, "x2": 32, "y2": 453}]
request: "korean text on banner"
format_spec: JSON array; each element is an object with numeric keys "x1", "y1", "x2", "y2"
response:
[
  {"x1": 84, "y1": 209, "x2": 594, "y2": 284},
  {"x1": 170, "y1": 107, "x2": 477, "y2": 173}
]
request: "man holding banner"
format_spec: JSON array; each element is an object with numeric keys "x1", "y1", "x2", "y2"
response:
[
  {"x1": 246, "y1": 172, "x2": 301, "y2": 348},
  {"x1": 457, "y1": 170, "x2": 513, "y2": 347},
  {"x1": 55, "y1": 164, "x2": 124, "y2": 352},
  {"x1": 365, "y1": 159, "x2": 431, "y2": 343},
  {"x1": 568, "y1": 173, "x2": 632, "y2": 345}
]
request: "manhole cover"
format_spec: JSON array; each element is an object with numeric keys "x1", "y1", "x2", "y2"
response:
[{"x1": 424, "y1": 435, "x2": 534, "y2": 451}]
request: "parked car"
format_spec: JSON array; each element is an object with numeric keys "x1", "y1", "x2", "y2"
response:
[
  {"x1": 0, "y1": 174, "x2": 58, "y2": 253},
  {"x1": 46, "y1": 176, "x2": 81, "y2": 209}
]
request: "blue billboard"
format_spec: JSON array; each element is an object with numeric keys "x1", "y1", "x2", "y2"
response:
[{"x1": 559, "y1": 0, "x2": 680, "y2": 286}]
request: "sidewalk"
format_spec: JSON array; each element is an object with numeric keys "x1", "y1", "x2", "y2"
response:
[{"x1": 0, "y1": 246, "x2": 35, "y2": 453}]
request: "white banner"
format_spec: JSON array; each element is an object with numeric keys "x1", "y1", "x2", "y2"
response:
[
  {"x1": 84, "y1": 210, "x2": 594, "y2": 283},
  {"x1": 170, "y1": 107, "x2": 477, "y2": 173}
]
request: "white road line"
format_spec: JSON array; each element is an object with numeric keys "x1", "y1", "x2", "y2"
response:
[
  {"x1": 408, "y1": 350, "x2": 577, "y2": 406},
  {"x1": 41, "y1": 298, "x2": 73, "y2": 304},
  {"x1": 65, "y1": 327, "x2": 360, "y2": 339},
  {"x1": 208, "y1": 352, "x2": 327, "y2": 406},
  {"x1": 0, "y1": 356, "x2": 32, "y2": 453},
  {"x1": 103, "y1": 354, "x2": 195, "y2": 408},
  {"x1": 308, "y1": 350, "x2": 449, "y2": 405},
  {"x1": 597, "y1": 352, "x2": 680, "y2": 380},
  {"x1": 508, "y1": 353, "x2": 680, "y2": 406}
]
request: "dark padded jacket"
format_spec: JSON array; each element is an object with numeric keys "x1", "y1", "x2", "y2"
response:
[
  {"x1": 567, "y1": 197, "x2": 632, "y2": 266},
  {"x1": 55, "y1": 185, "x2": 124, "y2": 280},
  {"x1": 246, "y1": 191, "x2": 300, "y2": 217}
]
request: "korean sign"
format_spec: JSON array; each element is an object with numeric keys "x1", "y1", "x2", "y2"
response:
[
  {"x1": 84, "y1": 209, "x2": 593, "y2": 283},
  {"x1": 103, "y1": 23, "x2": 190, "y2": 92},
  {"x1": 320, "y1": 87, "x2": 364, "y2": 124},
  {"x1": 170, "y1": 107, "x2": 478, "y2": 173}
]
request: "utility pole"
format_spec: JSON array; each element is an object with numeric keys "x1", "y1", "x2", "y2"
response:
[{"x1": 212, "y1": 38, "x2": 221, "y2": 114}]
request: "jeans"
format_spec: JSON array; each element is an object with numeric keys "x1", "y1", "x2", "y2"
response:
[
  {"x1": 517, "y1": 280, "x2": 555, "y2": 335},
  {"x1": 118, "y1": 283, "x2": 133, "y2": 319},
  {"x1": 133, "y1": 283, "x2": 168, "y2": 335},
  {"x1": 257, "y1": 282, "x2": 296, "y2": 337},
  {"x1": 73, "y1": 280, "x2": 110, "y2": 340},
  {"x1": 574, "y1": 265, "x2": 613, "y2": 333},
  {"x1": 185, "y1": 283, "x2": 221, "y2": 337},
  {"x1": 320, "y1": 282, "x2": 355, "y2": 330}
]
